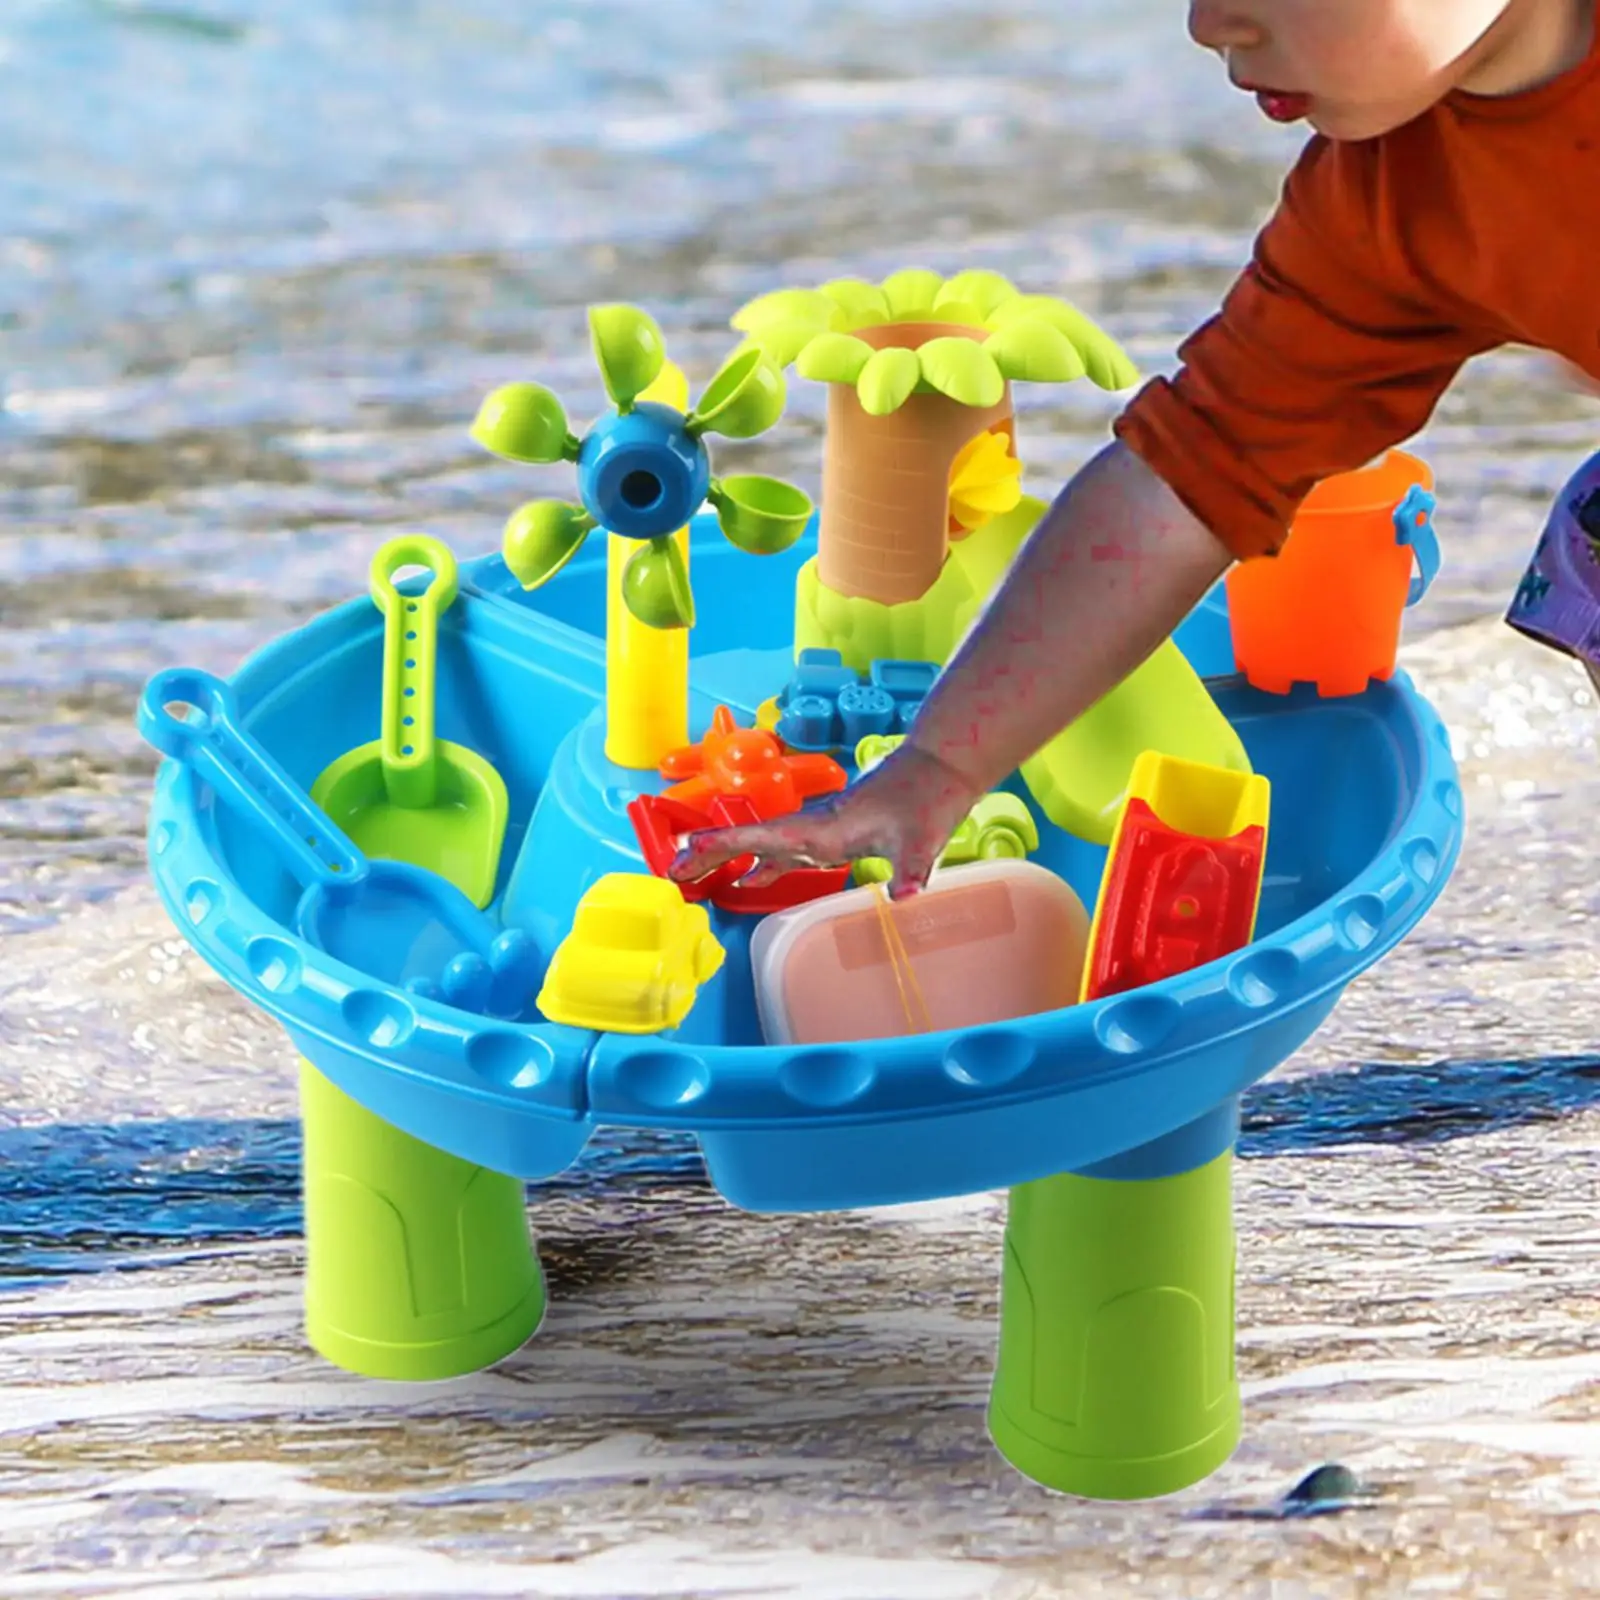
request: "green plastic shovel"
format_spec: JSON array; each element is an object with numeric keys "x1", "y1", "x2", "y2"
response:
[
  {"x1": 311, "y1": 534, "x2": 509, "y2": 908},
  {"x1": 302, "y1": 533, "x2": 541, "y2": 1385}
]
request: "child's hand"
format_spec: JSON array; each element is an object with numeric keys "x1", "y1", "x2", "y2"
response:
[{"x1": 669, "y1": 742, "x2": 981, "y2": 901}]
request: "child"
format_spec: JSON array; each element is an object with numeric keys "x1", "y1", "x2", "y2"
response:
[{"x1": 674, "y1": 0, "x2": 1600, "y2": 900}]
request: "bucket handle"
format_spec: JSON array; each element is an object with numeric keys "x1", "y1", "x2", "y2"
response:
[{"x1": 1394, "y1": 484, "x2": 1439, "y2": 606}]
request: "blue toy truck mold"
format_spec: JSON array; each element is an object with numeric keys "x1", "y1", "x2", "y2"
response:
[{"x1": 774, "y1": 648, "x2": 941, "y2": 751}]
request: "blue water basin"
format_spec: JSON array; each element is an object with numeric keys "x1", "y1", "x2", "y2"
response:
[{"x1": 144, "y1": 517, "x2": 1463, "y2": 1210}]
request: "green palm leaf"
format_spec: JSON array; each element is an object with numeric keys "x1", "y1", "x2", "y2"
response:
[
  {"x1": 855, "y1": 347, "x2": 922, "y2": 415},
  {"x1": 917, "y1": 337, "x2": 1005, "y2": 408}
]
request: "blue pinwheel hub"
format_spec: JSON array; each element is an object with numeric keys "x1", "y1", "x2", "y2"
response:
[{"x1": 576, "y1": 402, "x2": 711, "y2": 539}]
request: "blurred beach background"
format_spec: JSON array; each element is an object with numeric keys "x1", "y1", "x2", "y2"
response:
[{"x1": 1, "y1": 1, "x2": 1597, "y2": 1595}]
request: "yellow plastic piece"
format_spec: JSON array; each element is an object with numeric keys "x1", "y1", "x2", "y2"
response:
[
  {"x1": 948, "y1": 428, "x2": 1023, "y2": 532},
  {"x1": 1128, "y1": 749, "x2": 1270, "y2": 840},
  {"x1": 755, "y1": 695, "x2": 782, "y2": 734},
  {"x1": 795, "y1": 496, "x2": 1251, "y2": 844},
  {"x1": 537, "y1": 873, "x2": 725, "y2": 1034},
  {"x1": 605, "y1": 360, "x2": 693, "y2": 769},
  {"x1": 1079, "y1": 751, "x2": 1271, "y2": 1004}
]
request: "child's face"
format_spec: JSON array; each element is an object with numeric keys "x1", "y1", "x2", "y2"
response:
[{"x1": 1188, "y1": 0, "x2": 1525, "y2": 140}]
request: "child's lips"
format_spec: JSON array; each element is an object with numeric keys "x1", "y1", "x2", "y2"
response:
[{"x1": 1236, "y1": 82, "x2": 1312, "y2": 122}]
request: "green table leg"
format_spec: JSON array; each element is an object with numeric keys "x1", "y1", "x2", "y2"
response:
[
  {"x1": 300, "y1": 1060, "x2": 546, "y2": 1381},
  {"x1": 988, "y1": 1145, "x2": 1240, "y2": 1499}
]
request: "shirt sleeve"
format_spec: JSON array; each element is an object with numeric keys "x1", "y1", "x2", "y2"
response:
[{"x1": 1113, "y1": 137, "x2": 1500, "y2": 560}]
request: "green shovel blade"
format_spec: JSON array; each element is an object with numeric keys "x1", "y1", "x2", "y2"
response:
[{"x1": 311, "y1": 533, "x2": 510, "y2": 911}]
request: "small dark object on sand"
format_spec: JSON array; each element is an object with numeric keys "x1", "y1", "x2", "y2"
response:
[
  {"x1": 1189, "y1": 1460, "x2": 1368, "y2": 1522},
  {"x1": 1282, "y1": 1462, "x2": 1364, "y2": 1517}
]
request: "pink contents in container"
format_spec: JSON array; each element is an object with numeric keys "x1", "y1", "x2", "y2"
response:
[{"x1": 749, "y1": 860, "x2": 1091, "y2": 1045}]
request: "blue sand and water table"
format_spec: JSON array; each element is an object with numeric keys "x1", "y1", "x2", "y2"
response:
[{"x1": 139, "y1": 502, "x2": 1464, "y2": 1501}]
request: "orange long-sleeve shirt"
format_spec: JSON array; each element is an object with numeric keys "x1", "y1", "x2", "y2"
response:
[{"x1": 1115, "y1": 30, "x2": 1600, "y2": 561}]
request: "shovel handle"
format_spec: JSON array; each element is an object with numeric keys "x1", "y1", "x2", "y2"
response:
[
  {"x1": 138, "y1": 667, "x2": 367, "y2": 889},
  {"x1": 370, "y1": 535, "x2": 457, "y2": 809}
]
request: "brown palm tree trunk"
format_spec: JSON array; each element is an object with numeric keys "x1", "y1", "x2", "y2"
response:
[{"x1": 819, "y1": 322, "x2": 1013, "y2": 605}]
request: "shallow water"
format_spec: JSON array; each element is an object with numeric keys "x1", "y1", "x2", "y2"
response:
[{"x1": 2, "y1": 1, "x2": 1598, "y2": 1595}]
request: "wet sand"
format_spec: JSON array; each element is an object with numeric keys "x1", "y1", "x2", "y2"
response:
[
  {"x1": 3, "y1": 0, "x2": 1597, "y2": 1592},
  {"x1": 2, "y1": 622, "x2": 1596, "y2": 1598}
]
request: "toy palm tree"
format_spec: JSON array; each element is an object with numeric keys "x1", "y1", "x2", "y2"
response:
[
  {"x1": 471, "y1": 305, "x2": 813, "y2": 631},
  {"x1": 731, "y1": 268, "x2": 1138, "y2": 606}
]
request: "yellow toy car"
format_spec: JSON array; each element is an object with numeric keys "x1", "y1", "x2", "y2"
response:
[{"x1": 537, "y1": 873, "x2": 725, "y2": 1034}]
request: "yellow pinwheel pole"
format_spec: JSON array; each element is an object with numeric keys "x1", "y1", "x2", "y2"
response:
[
  {"x1": 605, "y1": 360, "x2": 692, "y2": 768},
  {"x1": 473, "y1": 308, "x2": 809, "y2": 766}
]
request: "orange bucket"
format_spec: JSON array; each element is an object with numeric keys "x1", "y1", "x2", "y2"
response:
[{"x1": 1226, "y1": 450, "x2": 1439, "y2": 696}]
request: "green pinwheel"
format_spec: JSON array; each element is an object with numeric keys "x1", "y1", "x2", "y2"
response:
[{"x1": 470, "y1": 305, "x2": 813, "y2": 629}]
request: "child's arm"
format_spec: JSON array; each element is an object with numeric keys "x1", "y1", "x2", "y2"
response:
[
  {"x1": 672, "y1": 443, "x2": 1230, "y2": 898},
  {"x1": 673, "y1": 139, "x2": 1499, "y2": 897}
]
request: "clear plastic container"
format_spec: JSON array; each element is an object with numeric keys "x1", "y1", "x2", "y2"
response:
[{"x1": 749, "y1": 860, "x2": 1091, "y2": 1045}]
